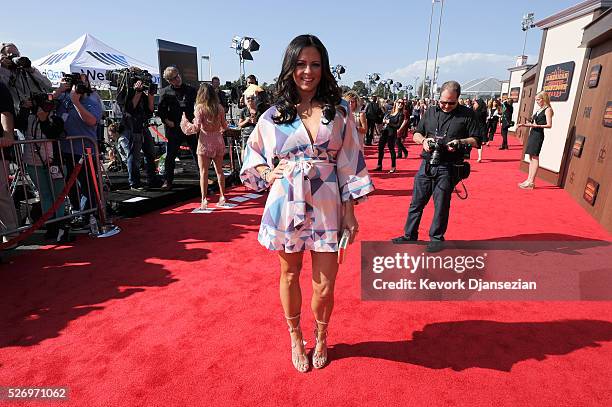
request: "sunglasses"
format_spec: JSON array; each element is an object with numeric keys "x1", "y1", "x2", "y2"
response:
[{"x1": 439, "y1": 100, "x2": 457, "y2": 106}]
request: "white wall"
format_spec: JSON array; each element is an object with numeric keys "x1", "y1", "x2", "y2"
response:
[
  {"x1": 529, "y1": 13, "x2": 594, "y2": 172},
  {"x1": 508, "y1": 67, "x2": 529, "y2": 132}
]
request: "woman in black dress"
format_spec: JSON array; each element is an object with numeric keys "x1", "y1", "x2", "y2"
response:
[
  {"x1": 374, "y1": 99, "x2": 404, "y2": 173},
  {"x1": 516, "y1": 91, "x2": 554, "y2": 189},
  {"x1": 472, "y1": 98, "x2": 488, "y2": 162}
]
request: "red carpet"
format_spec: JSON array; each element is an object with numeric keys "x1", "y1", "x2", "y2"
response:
[{"x1": 1, "y1": 133, "x2": 611, "y2": 406}]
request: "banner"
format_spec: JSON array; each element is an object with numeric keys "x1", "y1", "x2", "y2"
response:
[{"x1": 542, "y1": 61, "x2": 575, "y2": 102}]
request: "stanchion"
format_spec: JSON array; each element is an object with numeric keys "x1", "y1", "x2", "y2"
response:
[{"x1": 85, "y1": 148, "x2": 120, "y2": 238}]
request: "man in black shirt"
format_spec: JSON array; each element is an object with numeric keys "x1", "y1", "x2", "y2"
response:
[
  {"x1": 157, "y1": 67, "x2": 198, "y2": 190},
  {"x1": 116, "y1": 68, "x2": 160, "y2": 190},
  {"x1": 392, "y1": 81, "x2": 480, "y2": 252},
  {"x1": 211, "y1": 76, "x2": 229, "y2": 111},
  {"x1": 365, "y1": 95, "x2": 382, "y2": 145},
  {"x1": 0, "y1": 81, "x2": 19, "y2": 245},
  {"x1": 500, "y1": 99, "x2": 513, "y2": 150}
]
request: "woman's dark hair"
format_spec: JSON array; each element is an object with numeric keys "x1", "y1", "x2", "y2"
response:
[{"x1": 273, "y1": 34, "x2": 341, "y2": 125}]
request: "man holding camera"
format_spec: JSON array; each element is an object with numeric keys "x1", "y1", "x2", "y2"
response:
[
  {"x1": 0, "y1": 43, "x2": 53, "y2": 112},
  {"x1": 392, "y1": 81, "x2": 480, "y2": 252},
  {"x1": 116, "y1": 67, "x2": 160, "y2": 190},
  {"x1": 157, "y1": 67, "x2": 198, "y2": 191},
  {"x1": 54, "y1": 74, "x2": 103, "y2": 216},
  {"x1": 0, "y1": 81, "x2": 19, "y2": 247}
]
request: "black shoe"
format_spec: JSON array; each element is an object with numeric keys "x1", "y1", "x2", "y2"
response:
[
  {"x1": 391, "y1": 235, "x2": 418, "y2": 244},
  {"x1": 373, "y1": 166, "x2": 382, "y2": 171},
  {"x1": 426, "y1": 241, "x2": 444, "y2": 253}
]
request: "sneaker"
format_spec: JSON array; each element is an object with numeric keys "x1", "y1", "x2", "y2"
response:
[
  {"x1": 130, "y1": 186, "x2": 145, "y2": 192},
  {"x1": 161, "y1": 182, "x2": 172, "y2": 191},
  {"x1": 391, "y1": 235, "x2": 418, "y2": 244}
]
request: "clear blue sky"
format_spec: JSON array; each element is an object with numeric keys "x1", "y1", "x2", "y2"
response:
[{"x1": 3, "y1": 0, "x2": 579, "y2": 87}]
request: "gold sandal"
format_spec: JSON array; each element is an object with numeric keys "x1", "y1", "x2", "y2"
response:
[
  {"x1": 286, "y1": 314, "x2": 309, "y2": 373},
  {"x1": 312, "y1": 319, "x2": 328, "y2": 369}
]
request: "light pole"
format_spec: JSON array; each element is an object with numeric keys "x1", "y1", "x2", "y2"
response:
[
  {"x1": 521, "y1": 13, "x2": 536, "y2": 59},
  {"x1": 367, "y1": 73, "x2": 380, "y2": 96},
  {"x1": 431, "y1": 0, "x2": 444, "y2": 100},
  {"x1": 413, "y1": 76, "x2": 419, "y2": 99},
  {"x1": 422, "y1": 0, "x2": 437, "y2": 99}
]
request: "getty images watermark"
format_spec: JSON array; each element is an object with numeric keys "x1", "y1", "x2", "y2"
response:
[{"x1": 361, "y1": 241, "x2": 612, "y2": 301}]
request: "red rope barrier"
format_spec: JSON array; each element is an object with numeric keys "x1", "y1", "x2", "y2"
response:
[
  {"x1": 149, "y1": 126, "x2": 190, "y2": 151},
  {"x1": 1, "y1": 158, "x2": 84, "y2": 250},
  {"x1": 85, "y1": 148, "x2": 106, "y2": 226}
]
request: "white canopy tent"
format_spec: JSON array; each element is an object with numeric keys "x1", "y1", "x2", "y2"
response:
[{"x1": 32, "y1": 33, "x2": 160, "y2": 88}]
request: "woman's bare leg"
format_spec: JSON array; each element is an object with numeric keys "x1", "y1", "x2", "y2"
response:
[
  {"x1": 197, "y1": 155, "x2": 212, "y2": 207},
  {"x1": 212, "y1": 154, "x2": 226, "y2": 200},
  {"x1": 311, "y1": 251, "x2": 339, "y2": 357},
  {"x1": 279, "y1": 251, "x2": 307, "y2": 369}
]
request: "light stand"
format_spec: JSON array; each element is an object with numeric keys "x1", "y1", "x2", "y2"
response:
[
  {"x1": 332, "y1": 64, "x2": 346, "y2": 81},
  {"x1": 521, "y1": 13, "x2": 535, "y2": 59}
]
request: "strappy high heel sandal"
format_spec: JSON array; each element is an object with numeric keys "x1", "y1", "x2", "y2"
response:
[
  {"x1": 312, "y1": 319, "x2": 328, "y2": 369},
  {"x1": 286, "y1": 314, "x2": 309, "y2": 373},
  {"x1": 217, "y1": 196, "x2": 228, "y2": 208},
  {"x1": 200, "y1": 198, "x2": 208, "y2": 210}
]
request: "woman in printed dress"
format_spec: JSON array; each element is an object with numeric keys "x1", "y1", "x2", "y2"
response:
[{"x1": 240, "y1": 35, "x2": 374, "y2": 372}]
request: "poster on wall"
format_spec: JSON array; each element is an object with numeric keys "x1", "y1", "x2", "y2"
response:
[
  {"x1": 583, "y1": 178, "x2": 599, "y2": 206},
  {"x1": 509, "y1": 87, "x2": 520, "y2": 102},
  {"x1": 588, "y1": 64, "x2": 602, "y2": 88},
  {"x1": 604, "y1": 101, "x2": 612, "y2": 128},
  {"x1": 542, "y1": 61, "x2": 575, "y2": 102},
  {"x1": 573, "y1": 135, "x2": 585, "y2": 157}
]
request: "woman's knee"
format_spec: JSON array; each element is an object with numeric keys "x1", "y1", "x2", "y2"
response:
[{"x1": 312, "y1": 282, "x2": 334, "y2": 301}]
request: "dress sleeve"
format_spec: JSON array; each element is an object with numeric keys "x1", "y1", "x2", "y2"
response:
[
  {"x1": 239, "y1": 111, "x2": 274, "y2": 191},
  {"x1": 180, "y1": 104, "x2": 201, "y2": 135},
  {"x1": 337, "y1": 110, "x2": 375, "y2": 203}
]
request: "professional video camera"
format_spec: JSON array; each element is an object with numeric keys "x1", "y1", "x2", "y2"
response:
[
  {"x1": 30, "y1": 92, "x2": 59, "y2": 113},
  {"x1": 106, "y1": 68, "x2": 158, "y2": 94},
  {"x1": 3, "y1": 53, "x2": 32, "y2": 70},
  {"x1": 62, "y1": 72, "x2": 90, "y2": 94}
]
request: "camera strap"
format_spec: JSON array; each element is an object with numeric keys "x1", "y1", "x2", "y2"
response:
[{"x1": 454, "y1": 180, "x2": 468, "y2": 200}]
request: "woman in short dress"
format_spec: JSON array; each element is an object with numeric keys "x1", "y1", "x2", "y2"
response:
[
  {"x1": 181, "y1": 83, "x2": 229, "y2": 208},
  {"x1": 516, "y1": 91, "x2": 554, "y2": 189},
  {"x1": 342, "y1": 90, "x2": 367, "y2": 149},
  {"x1": 240, "y1": 35, "x2": 374, "y2": 372}
]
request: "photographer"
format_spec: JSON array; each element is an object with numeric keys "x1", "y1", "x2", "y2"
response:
[
  {"x1": 157, "y1": 67, "x2": 198, "y2": 191},
  {"x1": 499, "y1": 98, "x2": 513, "y2": 150},
  {"x1": 54, "y1": 73, "x2": 103, "y2": 218},
  {"x1": 115, "y1": 67, "x2": 160, "y2": 190},
  {"x1": 0, "y1": 43, "x2": 52, "y2": 112},
  {"x1": 0, "y1": 81, "x2": 19, "y2": 246},
  {"x1": 392, "y1": 81, "x2": 480, "y2": 252},
  {"x1": 15, "y1": 92, "x2": 69, "y2": 241}
]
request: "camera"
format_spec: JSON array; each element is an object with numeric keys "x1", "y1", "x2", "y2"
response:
[
  {"x1": 62, "y1": 72, "x2": 90, "y2": 94},
  {"x1": 427, "y1": 139, "x2": 445, "y2": 166},
  {"x1": 427, "y1": 138, "x2": 472, "y2": 166},
  {"x1": 106, "y1": 68, "x2": 158, "y2": 94},
  {"x1": 3, "y1": 53, "x2": 32, "y2": 70},
  {"x1": 30, "y1": 92, "x2": 59, "y2": 112}
]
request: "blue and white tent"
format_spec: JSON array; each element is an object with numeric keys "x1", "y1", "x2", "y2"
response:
[{"x1": 33, "y1": 33, "x2": 160, "y2": 88}]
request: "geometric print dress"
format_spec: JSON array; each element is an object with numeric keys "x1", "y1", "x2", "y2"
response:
[{"x1": 240, "y1": 100, "x2": 375, "y2": 253}]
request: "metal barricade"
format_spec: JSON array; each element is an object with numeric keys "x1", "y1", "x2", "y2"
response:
[{"x1": 0, "y1": 136, "x2": 119, "y2": 246}]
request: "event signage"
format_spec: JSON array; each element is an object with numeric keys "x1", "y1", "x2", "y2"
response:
[
  {"x1": 604, "y1": 101, "x2": 612, "y2": 128},
  {"x1": 588, "y1": 64, "x2": 602, "y2": 88},
  {"x1": 583, "y1": 178, "x2": 599, "y2": 206},
  {"x1": 572, "y1": 135, "x2": 585, "y2": 158},
  {"x1": 542, "y1": 62, "x2": 575, "y2": 102},
  {"x1": 509, "y1": 87, "x2": 520, "y2": 102}
]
